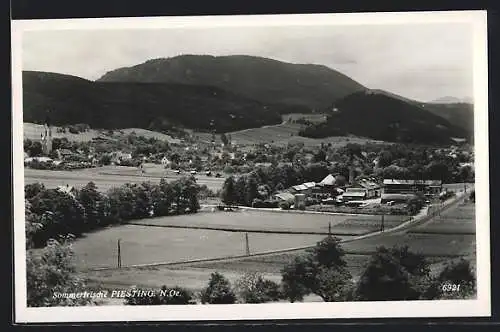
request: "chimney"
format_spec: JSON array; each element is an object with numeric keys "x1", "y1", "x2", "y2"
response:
[{"x1": 348, "y1": 166, "x2": 355, "y2": 185}]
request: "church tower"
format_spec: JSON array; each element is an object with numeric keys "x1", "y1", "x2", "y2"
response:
[{"x1": 41, "y1": 112, "x2": 53, "y2": 155}]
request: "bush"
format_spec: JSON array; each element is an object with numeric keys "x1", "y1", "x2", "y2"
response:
[
  {"x1": 200, "y1": 272, "x2": 236, "y2": 304},
  {"x1": 423, "y1": 258, "x2": 476, "y2": 300},
  {"x1": 353, "y1": 245, "x2": 430, "y2": 301},
  {"x1": 279, "y1": 201, "x2": 291, "y2": 210},
  {"x1": 27, "y1": 237, "x2": 93, "y2": 307},
  {"x1": 281, "y1": 237, "x2": 352, "y2": 302},
  {"x1": 29, "y1": 188, "x2": 86, "y2": 247},
  {"x1": 235, "y1": 272, "x2": 281, "y2": 303}
]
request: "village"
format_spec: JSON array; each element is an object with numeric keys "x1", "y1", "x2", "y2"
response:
[{"x1": 23, "y1": 118, "x2": 474, "y2": 218}]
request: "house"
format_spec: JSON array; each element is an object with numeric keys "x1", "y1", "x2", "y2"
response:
[
  {"x1": 57, "y1": 148, "x2": 73, "y2": 159},
  {"x1": 272, "y1": 192, "x2": 296, "y2": 204},
  {"x1": 382, "y1": 179, "x2": 442, "y2": 197},
  {"x1": 319, "y1": 174, "x2": 336, "y2": 186},
  {"x1": 289, "y1": 182, "x2": 316, "y2": 196},
  {"x1": 110, "y1": 151, "x2": 133, "y2": 164},
  {"x1": 381, "y1": 193, "x2": 416, "y2": 204},
  {"x1": 342, "y1": 188, "x2": 367, "y2": 201},
  {"x1": 355, "y1": 179, "x2": 382, "y2": 198},
  {"x1": 161, "y1": 157, "x2": 171, "y2": 166}
]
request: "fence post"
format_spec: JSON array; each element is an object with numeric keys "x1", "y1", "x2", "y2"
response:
[
  {"x1": 117, "y1": 239, "x2": 122, "y2": 268},
  {"x1": 245, "y1": 233, "x2": 250, "y2": 256}
]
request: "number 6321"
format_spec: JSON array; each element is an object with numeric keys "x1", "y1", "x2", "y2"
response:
[{"x1": 442, "y1": 283, "x2": 461, "y2": 292}]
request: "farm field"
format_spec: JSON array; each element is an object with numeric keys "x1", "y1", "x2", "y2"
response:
[
  {"x1": 130, "y1": 210, "x2": 407, "y2": 235},
  {"x1": 409, "y1": 201, "x2": 475, "y2": 234},
  {"x1": 194, "y1": 122, "x2": 383, "y2": 148},
  {"x1": 78, "y1": 195, "x2": 475, "y2": 292},
  {"x1": 71, "y1": 225, "x2": 336, "y2": 270},
  {"x1": 24, "y1": 165, "x2": 226, "y2": 192},
  {"x1": 281, "y1": 113, "x2": 328, "y2": 124},
  {"x1": 23, "y1": 122, "x2": 179, "y2": 143}
]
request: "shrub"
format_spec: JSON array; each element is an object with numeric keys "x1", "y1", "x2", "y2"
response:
[
  {"x1": 235, "y1": 272, "x2": 281, "y2": 303},
  {"x1": 200, "y1": 272, "x2": 236, "y2": 304},
  {"x1": 279, "y1": 201, "x2": 291, "y2": 210},
  {"x1": 281, "y1": 237, "x2": 352, "y2": 302},
  {"x1": 27, "y1": 237, "x2": 93, "y2": 307}
]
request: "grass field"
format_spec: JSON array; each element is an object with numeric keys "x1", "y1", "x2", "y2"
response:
[
  {"x1": 72, "y1": 210, "x2": 404, "y2": 269},
  {"x1": 410, "y1": 202, "x2": 476, "y2": 234},
  {"x1": 281, "y1": 113, "x2": 328, "y2": 124},
  {"x1": 71, "y1": 225, "x2": 333, "y2": 270},
  {"x1": 23, "y1": 122, "x2": 179, "y2": 143},
  {"x1": 78, "y1": 198, "x2": 476, "y2": 292},
  {"x1": 24, "y1": 165, "x2": 226, "y2": 192},
  {"x1": 130, "y1": 210, "x2": 407, "y2": 235},
  {"x1": 194, "y1": 122, "x2": 382, "y2": 147}
]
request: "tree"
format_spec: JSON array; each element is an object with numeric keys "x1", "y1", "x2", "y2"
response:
[
  {"x1": 25, "y1": 182, "x2": 46, "y2": 201},
  {"x1": 220, "y1": 133, "x2": 229, "y2": 146},
  {"x1": 25, "y1": 200, "x2": 42, "y2": 249},
  {"x1": 234, "y1": 176, "x2": 247, "y2": 204},
  {"x1": 200, "y1": 272, "x2": 236, "y2": 304},
  {"x1": 245, "y1": 174, "x2": 259, "y2": 206},
  {"x1": 424, "y1": 259, "x2": 476, "y2": 300},
  {"x1": 221, "y1": 176, "x2": 237, "y2": 205},
  {"x1": 353, "y1": 246, "x2": 430, "y2": 301},
  {"x1": 107, "y1": 184, "x2": 137, "y2": 222},
  {"x1": 28, "y1": 141, "x2": 44, "y2": 157},
  {"x1": 29, "y1": 189, "x2": 86, "y2": 246},
  {"x1": 26, "y1": 237, "x2": 93, "y2": 307},
  {"x1": 281, "y1": 237, "x2": 352, "y2": 302},
  {"x1": 313, "y1": 150, "x2": 327, "y2": 163},
  {"x1": 407, "y1": 194, "x2": 425, "y2": 215},
  {"x1": 151, "y1": 179, "x2": 174, "y2": 216},
  {"x1": 76, "y1": 182, "x2": 110, "y2": 230},
  {"x1": 234, "y1": 272, "x2": 281, "y2": 303}
]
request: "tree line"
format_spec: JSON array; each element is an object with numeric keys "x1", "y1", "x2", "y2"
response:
[{"x1": 25, "y1": 177, "x2": 200, "y2": 248}]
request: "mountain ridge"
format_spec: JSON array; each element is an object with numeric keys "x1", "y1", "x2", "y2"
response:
[{"x1": 97, "y1": 54, "x2": 367, "y2": 110}]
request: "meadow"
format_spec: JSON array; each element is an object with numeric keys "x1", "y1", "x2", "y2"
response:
[
  {"x1": 78, "y1": 194, "x2": 476, "y2": 293},
  {"x1": 130, "y1": 210, "x2": 407, "y2": 235},
  {"x1": 72, "y1": 225, "x2": 334, "y2": 270},
  {"x1": 24, "y1": 165, "x2": 226, "y2": 192},
  {"x1": 23, "y1": 122, "x2": 179, "y2": 143}
]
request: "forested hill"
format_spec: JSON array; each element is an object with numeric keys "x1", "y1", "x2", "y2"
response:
[
  {"x1": 97, "y1": 54, "x2": 367, "y2": 110},
  {"x1": 299, "y1": 91, "x2": 470, "y2": 145},
  {"x1": 368, "y1": 89, "x2": 474, "y2": 137},
  {"x1": 22, "y1": 70, "x2": 299, "y2": 132}
]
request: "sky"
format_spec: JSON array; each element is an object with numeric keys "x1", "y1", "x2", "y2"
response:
[{"x1": 21, "y1": 22, "x2": 474, "y2": 102}]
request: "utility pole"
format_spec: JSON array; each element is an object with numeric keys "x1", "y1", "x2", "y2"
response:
[
  {"x1": 245, "y1": 233, "x2": 250, "y2": 256},
  {"x1": 117, "y1": 239, "x2": 122, "y2": 268},
  {"x1": 380, "y1": 213, "x2": 385, "y2": 232},
  {"x1": 328, "y1": 222, "x2": 332, "y2": 237}
]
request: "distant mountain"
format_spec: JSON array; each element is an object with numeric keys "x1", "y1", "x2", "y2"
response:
[
  {"x1": 23, "y1": 71, "x2": 295, "y2": 132},
  {"x1": 364, "y1": 90, "x2": 474, "y2": 138},
  {"x1": 97, "y1": 54, "x2": 367, "y2": 110},
  {"x1": 431, "y1": 96, "x2": 473, "y2": 104},
  {"x1": 299, "y1": 90, "x2": 470, "y2": 145},
  {"x1": 422, "y1": 102, "x2": 474, "y2": 138}
]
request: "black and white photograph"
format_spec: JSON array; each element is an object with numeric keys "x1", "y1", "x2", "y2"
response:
[{"x1": 12, "y1": 10, "x2": 490, "y2": 322}]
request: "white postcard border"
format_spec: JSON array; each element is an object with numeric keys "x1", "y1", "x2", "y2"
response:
[{"x1": 11, "y1": 10, "x2": 490, "y2": 323}]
